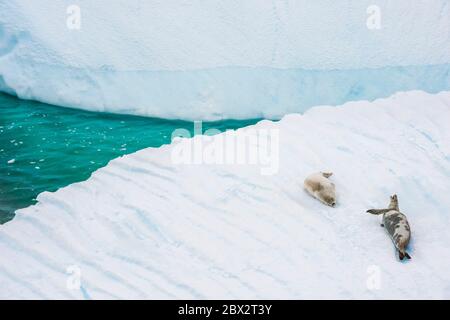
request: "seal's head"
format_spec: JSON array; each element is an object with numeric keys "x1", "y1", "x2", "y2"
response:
[
  {"x1": 321, "y1": 193, "x2": 336, "y2": 207},
  {"x1": 389, "y1": 194, "x2": 399, "y2": 210}
]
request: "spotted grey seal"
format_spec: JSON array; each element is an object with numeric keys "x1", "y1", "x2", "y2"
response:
[
  {"x1": 367, "y1": 194, "x2": 411, "y2": 261},
  {"x1": 304, "y1": 172, "x2": 336, "y2": 207}
]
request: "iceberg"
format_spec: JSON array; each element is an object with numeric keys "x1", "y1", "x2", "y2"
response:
[
  {"x1": 1, "y1": 90, "x2": 449, "y2": 299},
  {"x1": 1, "y1": 1, "x2": 450, "y2": 119}
]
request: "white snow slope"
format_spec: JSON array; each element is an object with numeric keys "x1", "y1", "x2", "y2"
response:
[
  {"x1": 1, "y1": 1, "x2": 450, "y2": 119},
  {"x1": 1, "y1": 90, "x2": 450, "y2": 299}
]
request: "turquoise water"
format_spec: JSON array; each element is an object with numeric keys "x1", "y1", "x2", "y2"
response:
[{"x1": 0, "y1": 93, "x2": 259, "y2": 224}]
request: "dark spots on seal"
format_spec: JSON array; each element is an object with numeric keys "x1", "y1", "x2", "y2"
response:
[
  {"x1": 369, "y1": 195, "x2": 411, "y2": 261},
  {"x1": 384, "y1": 218, "x2": 397, "y2": 236},
  {"x1": 383, "y1": 211, "x2": 409, "y2": 238},
  {"x1": 387, "y1": 213, "x2": 405, "y2": 226}
]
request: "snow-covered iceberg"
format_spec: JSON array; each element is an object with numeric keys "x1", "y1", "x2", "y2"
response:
[
  {"x1": 1, "y1": 90, "x2": 449, "y2": 299},
  {"x1": 1, "y1": 1, "x2": 450, "y2": 119}
]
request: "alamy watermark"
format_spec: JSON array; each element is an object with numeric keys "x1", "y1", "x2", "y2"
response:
[
  {"x1": 170, "y1": 121, "x2": 280, "y2": 176},
  {"x1": 66, "y1": 265, "x2": 81, "y2": 290},
  {"x1": 66, "y1": 5, "x2": 81, "y2": 30},
  {"x1": 366, "y1": 265, "x2": 381, "y2": 290},
  {"x1": 366, "y1": 5, "x2": 381, "y2": 30}
]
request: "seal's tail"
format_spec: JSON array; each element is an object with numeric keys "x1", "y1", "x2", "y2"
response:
[{"x1": 399, "y1": 251, "x2": 412, "y2": 261}]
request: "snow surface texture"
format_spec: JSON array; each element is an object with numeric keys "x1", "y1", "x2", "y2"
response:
[
  {"x1": 1, "y1": 1, "x2": 450, "y2": 119},
  {"x1": 1, "y1": 90, "x2": 450, "y2": 299}
]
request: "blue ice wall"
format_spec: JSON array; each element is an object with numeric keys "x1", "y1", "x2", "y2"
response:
[
  {"x1": 0, "y1": 0, "x2": 449, "y2": 119},
  {"x1": 1, "y1": 63, "x2": 449, "y2": 120}
]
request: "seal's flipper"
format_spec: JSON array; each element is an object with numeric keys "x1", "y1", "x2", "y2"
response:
[
  {"x1": 399, "y1": 251, "x2": 405, "y2": 261},
  {"x1": 367, "y1": 209, "x2": 390, "y2": 215},
  {"x1": 321, "y1": 172, "x2": 333, "y2": 178},
  {"x1": 405, "y1": 252, "x2": 411, "y2": 260}
]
